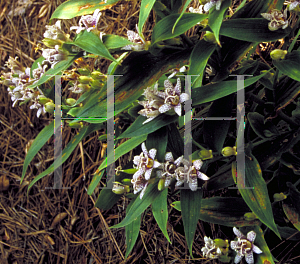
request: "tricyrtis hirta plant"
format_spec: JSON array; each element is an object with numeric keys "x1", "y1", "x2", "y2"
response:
[{"x1": 2, "y1": 0, "x2": 300, "y2": 262}]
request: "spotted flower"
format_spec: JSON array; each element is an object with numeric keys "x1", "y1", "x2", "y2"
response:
[
  {"x1": 201, "y1": 236, "x2": 222, "y2": 259},
  {"x1": 70, "y1": 9, "x2": 102, "y2": 34},
  {"x1": 203, "y1": 0, "x2": 222, "y2": 12},
  {"x1": 159, "y1": 78, "x2": 189, "y2": 116},
  {"x1": 231, "y1": 227, "x2": 263, "y2": 264},
  {"x1": 131, "y1": 173, "x2": 149, "y2": 199},
  {"x1": 132, "y1": 142, "x2": 161, "y2": 180},
  {"x1": 44, "y1": 20, "x2": 68, "y2": 42},
  {"x1": 261, "y1": 9, "x2": 289, "y2": 31},
  {"x1": 186, "y1": 160, "x2": 210, "y2": 191},
  {"x1": 122, "y1": 24, "x2": 148, "y2": 51},
  {"x1": 42, "y1": 45, "x2": 68, "y2": 68},
  {"x1": 289, "y1": 0, "x2": 300, "y2": 11}
]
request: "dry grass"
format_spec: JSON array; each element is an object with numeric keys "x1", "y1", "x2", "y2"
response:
[{"x1": 1, "y1": 0, "x2": 300, "y2": 263}]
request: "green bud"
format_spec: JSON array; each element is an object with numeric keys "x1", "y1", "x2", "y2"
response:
[
  {"x1": 221, "y1": 146, "x2": 237, "y2": 157},
  {"x1": 158, "y1": 178, "x2": 165, "y2": 191},
  {"x1": 77, "y1": 68, "x2": 90, "y2": 76},
  {"x1": 112, "y1": 182, "x2": 130, "y2": 194},
  {"x1": 39, "y1": 97, "x2": 52, "y2": 105},
  {"x1": 122, "y1": 179, "x2": 132, "y2": 185},
  {"x1": 90, "y1": 79, "x2": 105, "y2": 89},
  {"x1": 65, "y1": 98, "x2": 77, "y2": 106},
  {"x1": 203, "y1": 32, "x2": 217, "y2": 44},
  {"x1": 78, "y1": 83, "x2": 90, "y2": 93},
  {"x1": 244, "y1": 212, "x2": 258, "y2": 221},
  {"x1": 260, "y1": 70, "x2": 274, "y2": 81},
  {"x1": 78, "y1": 76, "x2": 93, "y2": 84},
  {"x1": 45, "y1": 102, "x2": 55, "y2": 114},
  {"x1": 67, "y1": 121, "x2": 83, "y2": 129},
  {"x1": 214, "y1": 239, "x2": 229, "y2": 249},
  {"x1": 273, "y1": 192, "x2": 287, "y2": 202},
  {"x1": 270, "y1": 49, "x2": 287, "y2": 60},
  {"x1": 42, "y1": 38, "x2": 63, "y2": 48},
  {"x1": 91, "y1": 71, "x2": 106, "y2": 81},
  {"x1": 198, "y1": 149, "x2": 213, "y2": 160}
]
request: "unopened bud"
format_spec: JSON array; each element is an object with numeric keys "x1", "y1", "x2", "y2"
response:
[
  {"x1": 270, "y1": 49, "x2": 287, "y2": 60},
  {"x1": 90, "y1": 79, "x2": 105, "y2": 89},
  {"x1": 273, "y1": 192, "x2": 287, "y2": 202},
  {"x1": 39, "y1": 97, "x2": 52, "y2": 104},
  {"x1": 45, "y1": 102, "x2": 55, "y2": 113},
  {"x1": 158, "y1": 178, "x2": 165, "y2": 191},
  {"x1": 244, "y1": 212, "x2": 258, "y2": 221},
  {"x1": 91, "y1": 71, "x2": 106, "y2": 81},
  {"x1": 42, "y1": 38, "x2": 63, "y2": 48},
  {"x1": 65, "y1": 98, "x2": 77, "y2": 106},
  {"x1": 78, "y1": 83, "x2": 90, "y2": 93},
  {"x1": 112, "y1": 182, "x2": 130, "y2": 194},
  {"x1": 67, "y1": 121, "x2": 83, "y2": 129},
  {"x1": 198, "y1": 149, "x2": 213, "y2": 160},
  {"x1": 78, "y1": 76, "x2": 93, "y2": 84},
  {"x1": 203, "y1": 32, "x2": 217, "y2": 44},
  {"x1": 221, "y1": 146, "x2": 237, "y2": 157},
  {"x1": 214, "y1": 238, "x2": 229, "y2": 249}
]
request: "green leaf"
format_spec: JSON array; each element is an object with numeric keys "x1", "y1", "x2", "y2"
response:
[
  {"x1": 139, "y1": 0, "x2": 156, "y2": 35},
  {"x1": 72, "y1": 31, "x2": 117, "y2": 62},
  {"x1": 282, "y1": 203, "x2": 300, "y2": 232},
  {"x1": 171, "y1": 201, "x2": 181, "y2": 211},
  {"x1": 171, "y1": 0, "x2": 193, "y2": 34},
  {"x1": 87, "y1": 170, "x2": 105, "y2": 195},
  {"x1": 151, "y1": 13, "x2": 208, "y2": 45},
  {"x1": 118, "y1": 115, "x2": 178, "y2": 139},
  {"x1": 206, "y1": 164, "x2": 235, "y2": 192},
  {"x1": 27, "y1": 123, "x2": 103, "y2": 191},
  {"x1": 111, "y1": 182, "x2": 161, "y2": 228},
  {"x1": 233, "y1": 156, "x2": 280, "y2": 238},
  {"x1": 203, "y1": 94, "x2": 234, "y2": 152},
  {"x1": 92, "y1": 134, "x2": 147, "y2": 187},
  {"x1": 28, "y1": 52, "x2": 83, "y2": 89},
  {"x1": 21, "y1": 121, "x2": 54, "y2": 183},
  {"x1": 219, "y1": 18, "x2": 290, "y2": 42},
  {"x1": 188, "y1": 40, "x2": 216, "y2": 88},
  {"x1": 192, "y1": 72, "x2": 268, "y2": 106},
  {"x1": 102, "y1": 34, "x2": 133, "y2": 50},
  {"x1": 152, "y1": 188, "x2": 171, "y2": 243},
  {"x1": 247, "y1": 112, "x2": 280, "y2": 139},
  {"x1": 181, "y1": 188, "x2": 203, "y2": 257},
  {"x1": 166, "y1": 123, "x2": 184, "y2": 158},
  {"x1": 273, "y1": 51, "x2": 300, "y2": 82},
  {"x1": 125, "y1": 200, "x2": 141, "y2": 258},
  {"x1": 50, "y1": 0, "x2": 121, "y2": 20},
  {"x1": 208, "y1": 0, "x2": 231, "y2": 46},
  {"x1": 240, "y1": 226, "x2": 275, "y2": 264}
]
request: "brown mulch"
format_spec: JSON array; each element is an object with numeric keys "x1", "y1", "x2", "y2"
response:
[{"x1": 1, "y1": 1, "x2": 299, "y2": 264}]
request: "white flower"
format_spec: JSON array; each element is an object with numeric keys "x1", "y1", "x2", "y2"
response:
[
  {"x1": 44, "y1": 20, "x2": 67, "y2": 41},
  {"x1": 132, "y1": 142, "x2": 161, "y2": 180},
  {"x1": 158, "y1": 78, "x2": 189, "y2": 116},
  {"x1": 131, "y1": 173, "x2": 149, "y2": 199},
  {"x1": 70, "y1": 9, "x2": 101, "y2": 34},
  {"x1": 42, "y1": 45, "x2": 68, "y2": 68},
  {"x1": 261, "y1": 9, "x2": 289, "y2": 31},
  {"x1": 122, "y1": 24, "x2": 147, "y2": 51},
  {"x1": 201, "y1": 236, "x2": 222, "y2": 259},
  {"x1": 204, "y1": 0, "x2": 222, "y2": 12},
  {"x1": 186, "y1": 160, "x2": 210, "y2": 191},
  {"x1": 231, "y1": 227, "x2": 263, "y2": 264},
  {"x1": 289, "y1": 1, "x2": 300, "y2": 11}
]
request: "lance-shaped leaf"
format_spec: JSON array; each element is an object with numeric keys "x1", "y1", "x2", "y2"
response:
[
  {"x1": 111, "y1": 182, "x2": 161, "y2": 228},
  {"x1": 21, "y1": 121, "x2": 54, "y2": 183},
  {"x1": 72, "y1": 31, "x2": 117, "y2": 62},
  {"x1": 50, "y1": 0, "x2": 121, "y2": 19},
  {"x1": 181, "y1": 188, "x2": 203, "y2": 257},
  {"x1": 102, "y1": 34, "x2": 133, "y2": 50},
  {"x1": 152, "y1": 188, "x2": 170, "y2": 243},
  {"x1": 282, "y1": 203, "x2": 300, "y2": 232},
  {"x1": 219, "y1": 18, "x2": 290, "y2": 42},
  {"x1": 171, "y1": 0, "x2": 193, "y2": 34},
  {"x1": 27, "y1": 123, "x2": 104, "y2": 191},
  {"x1": 208, "y1": 0, "x2": 231, "y2": 46},
  {"x1": 233, "y1": 155, "x2": 280, "y2": 238},
  {"x1": 139, "y1": 0, "x2": 156, "y2": 36},
  {"x1": 273, "y1": 51, "x2": 300, "y2": 82},
  {"x1": 188, "y1": 39, "x2": 216, "y2": 88},
  {"x1": 151, "y1": 13, "x2": 208, "y2": 45},
  {"x1": 125, "y1": 199, "x2": 141, "y2": 258}
]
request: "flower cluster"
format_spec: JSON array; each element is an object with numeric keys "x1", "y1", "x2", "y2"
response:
[
  {"x1": 130, "y1": 143, "x2": 209, "y2": 199},
  {"x1": 1, "y1": 57, "x2": 51, "y2": 117},
  {"x1": 138, "y1": 78, "x2": 189, "y2": 124},
  {"x1": 202, "y1": 227, "x2": 262, "y2": 263},
  {"x1": 261, "y1": 9, "x2": 289, "y2": 31}
]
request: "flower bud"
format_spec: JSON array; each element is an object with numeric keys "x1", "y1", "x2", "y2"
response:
[
  {"x1": 91, "y1": 71, "x2": 106, "y2": 81},
  {"x1": 244, "y1": 212, "x2": 258, "y2": 221},
  {"x1": 198, "y1": 149, "x2": 213, "y2": 160},
  {"x1": 90, "y1": 79, "x2": 105, "y2": 89},
  {"x1": 78, "y1": 76, "x2": 93, "y2": 84},
  {"x1": 45, "y1": 102, "x2": 55, "y2": 113},
  {"x1": 158, "y1": 178, "x2": 165, "y2": 191},
  {"x1": 78, "y1": 83, "x2": 90, "y2": 93},
  {"x1": 112, "y1": 182, "x2": 130, "y2": 194},
  {"x1": 203, "y1": 32, "x2": 217, "y2": 44},
  {"x1": 270, "y1": 49, "x2": 287, "y2": 60},
  {"x1": 67, "y1": 121, "x2": 83, "y2": 129},
  {"x1": 273, "y1": 192, "x2": 287, "y2": 202},
  {"x1": 65, "y1": 98, "x2": 77, "y2": 106},
  {"x1": 221, "y1": 146, "x2": 237, "y2": 157},
  {"x1": 39, "y1": 97, "x2": 52, "y2": 105},
  {"x1": 42, "y1": 38, "x2": 63, "y2": 48},
  {"x1": 214, "y1": 238, "x2": 229, "y2": 249}
]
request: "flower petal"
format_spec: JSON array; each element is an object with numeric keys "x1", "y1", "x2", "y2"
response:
[
  {"x1": 247, "y1": 231, "x2": 256, "y2": 243},
  {"x1": 179, "y1": 93, "x2": 189, "y2": 103},
  {"x1": 245, "y1": 252, "x2": 254, "y2": 264},
  {"x1": 148, "y1": 148, "x2": 157, "y2": 160},
  {"x1": 252, "y1": 245, "x2": 263, "y2": 254},
  {"x1": 144, "y1": 168, "x2": 153, "y2": 180},
  {"x1": 159, "y1": 103, "x2": 172, "y2": 114},
  {"x1": 174, "y1": 105, "x2": 182, "y2": 116},
  {"x1": 234, "y1": 253, "x2": 243, "y2": 264},
  {"x1": 197, "y1": 171, "x2": 210, "y2": 181},
  {"x1": 233, "y1": 227, "x2": 244, "y2": 238},
  {"x1": 193, "y1": 159, "x2": 203, "y2": 170},
  {"x1": 164, "y1": 152, "x2": 174, "y2": 162}
]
